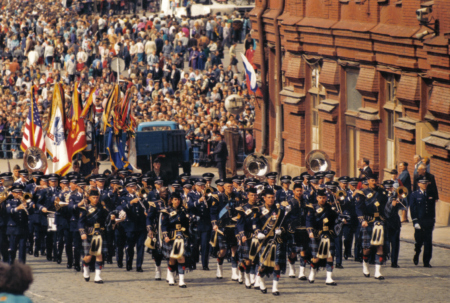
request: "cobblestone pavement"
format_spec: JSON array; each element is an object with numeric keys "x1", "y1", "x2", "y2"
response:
[{"x1": 25, "y1": 241, "x2": 450, "y2": 303}]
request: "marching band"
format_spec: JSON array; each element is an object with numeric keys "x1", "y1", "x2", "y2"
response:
[{"x1": 0, "y1": 164, "x2": 436, "y2": 295}]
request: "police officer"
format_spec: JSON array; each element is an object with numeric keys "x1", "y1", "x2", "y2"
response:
[
  {"x1": 355, "y1": 173, "x2": 388, "y2": 280},
  {"x1": 0, "y1": 173, "x2": 10, "y2": 263},
  {"x1": 410, "y1": 176, "x2": 437, "y2": 267},
  {"x1": 348, "y1": 177, "x2": 363, "y2": 262},
  {"x1": 275, "y1": 175, "x2": 293, "y2": 205},
  {"x1": 119, "y1": 180, "x2": 148, "y2": 272},
  {"x1": 265, "y1": 172, "x2": 279, "y2": 191}
]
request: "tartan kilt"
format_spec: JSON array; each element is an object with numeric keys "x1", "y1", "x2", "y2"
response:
[
  {"x1": 259, "y1": 239, "x2": 287, "y2": 268},
  {"x1": 361, "y1": 222, "x2": 385, "y2": 249},
  {"x1": 162, "y1": 237, "x2": 191, "y2": 259},
  {"x1": 289, "y1": 229, "x2": 310, "y2": 254},
  {"x1": 238, "y1": 235, "x2": 252, "y2": 260},
  {"x1": 82, "y1": 234, "x2": 107, "y2": 257},
  {"x1": 310, "y1": 233, "x2": 335, "y2": 259},
  {"x1": 217, "y1": 227, "x2": 238, "y2": 251}
]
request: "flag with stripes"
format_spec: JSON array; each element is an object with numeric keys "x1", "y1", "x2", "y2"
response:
[{"x1": 20, "y1": 86, "x2": 46, "y2": 153}]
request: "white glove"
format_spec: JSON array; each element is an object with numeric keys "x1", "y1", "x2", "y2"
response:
[
  {"x1": 285, "y1": 205, "x2": 292, "y2": 212},
  {"x1": 275, "y1": 229, "x2": 282, "y2": 236},
  {"x1": 414, "y1": 223, "x2": 421, "y2": 230},
  {"x1": 257, "y1": 232, "x2": 265, "y2": 240}
]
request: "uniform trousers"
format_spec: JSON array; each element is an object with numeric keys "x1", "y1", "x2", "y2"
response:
[
  {"x1": 0, "y1": 226, "x2": 9, "y2": 263},
  {"x1": 9, "y1": 234, "x2": 27, "y2": 264},
  {"x1": 72, "y1": 231, "x2": 82, "y2": 266},
  {"x1": 199, "y1": 230, "x2": 211, "y2": 267},
  {"x1": 414, "y1": 226, "x2": 433, "y2": 265},
  {"x1": 27, "y1": 222, "x2": 41, "y2": 254},
  {"x1": 126, "y1": 231, "x2": 147, "y2": 268},
  {"x1": 386, "y1": 227, "x2": 400, "y2": 265},
  {"x1": 57, "y1": 227, "x2": 73, "y2": 265},
  {"x1": 115, "y1": 226, "x2": 126, "y2": 265}
]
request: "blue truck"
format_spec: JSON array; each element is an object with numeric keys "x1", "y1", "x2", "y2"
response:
[{"x1": 133, "y1": 121, "x2": 188, "y2": 183}]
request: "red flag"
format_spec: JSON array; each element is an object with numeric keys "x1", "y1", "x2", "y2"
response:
[{"x1": 66, "y1": 82, "x2": 87, "y2": 161}]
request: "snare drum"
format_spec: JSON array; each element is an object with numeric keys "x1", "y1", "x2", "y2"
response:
[{"x1": 47, "y1": 213, "x2": 57, "y2": 232}]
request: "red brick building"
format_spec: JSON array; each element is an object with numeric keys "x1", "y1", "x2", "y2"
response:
[{"x1": 249, "y1": 0, "x2": 450, "y2": 225}]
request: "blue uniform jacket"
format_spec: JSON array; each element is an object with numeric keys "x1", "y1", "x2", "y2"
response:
[
  {"x1": 6, "y1": 198, "x2": 29, "y2": 235},
  {"x1": 410, "y1": 189, "x2": 437, "y2": 228},
  {"x1": 118, "y1": 193, "x2": 148, "y2": 232}
]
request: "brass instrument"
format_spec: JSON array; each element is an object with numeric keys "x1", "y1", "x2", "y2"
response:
[
  {"x1": 0, "y1": 189, "x2": 10, "y2": 203},
  {"x1": 23, "y1": 146, "x2": 48, "y2": 173},
  {"x1": 394, "y1": 186, "x2": 409, "y2": 208},
  {"x1": 305, "y1": 150, "x2": 331, "y2": 174},
  {"x1": 139, "y1": 187, "x2": 150, "y2": 199},
  {"x1": 335, "y1": 190, "x2": 347, "y2": 202},
  {"x1": 204, "y1": 186, "x2": 215, "y2": 196},
  {"x1": 243, "y1": 153, "x2": 269, "y2": 181}
]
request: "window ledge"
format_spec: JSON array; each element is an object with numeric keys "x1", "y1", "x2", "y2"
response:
[{"x1": 308, "y1": 87, "x2": 326, "y2": 96}]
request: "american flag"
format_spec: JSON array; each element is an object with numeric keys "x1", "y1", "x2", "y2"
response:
[{"x1": 20, "y1": 87, "x2": 46, "y2": 153}]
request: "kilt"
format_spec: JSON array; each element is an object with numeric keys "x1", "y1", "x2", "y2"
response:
[
  {"x1": 162, "y1": 237, "x2": 191, "y2": 259},
  {"x1": 290, "y1": 229, "x2": 310, "y2": 254},
  {"x1": 259, "y1": 240, "x2": 287, "y2": 274},
  {"x1": 310, "y1": 233, "x2": 335, "y2": 259},
  {"x1": 82, "y1": 234, "x2": 107, "y2": 257},
  {"x1": 217, "y1": 227, "x2": 238, "y2": 250},
  {"x1": 238, "y1": 236, "x2": 252, "y2": 260},
  {"x1": 361, "y1": 222, "x2": 385, "y2": 249}
]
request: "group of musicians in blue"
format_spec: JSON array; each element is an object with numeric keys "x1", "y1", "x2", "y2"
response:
[{"x1": 0, "y1": 166, "x2": 438, "y2": 293}]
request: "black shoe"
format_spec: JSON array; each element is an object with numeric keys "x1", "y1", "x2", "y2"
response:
[
  {"x1": 203, "y1": 266, "x2": 210, "y2": 270},
  {"x1": 190, "y1": 264, "x2": 196, "y2": 270},
  {"x1": 272, "y1": 292, "x2": 280, "y2": 296},
  {"x1": 355, "y1": 257, "x2": 362, "y2": 263},
  {"x1": 146, "y1": 248, "x2": 151, "y2": 254},
  {"x1": 245, "y1": 285, "x2": 251, "y2": 289},
  {"x1": 179, "y1": 285, "x2": 187, "y2": 288},
  {"x1": 336, "y1": 264, "x2": 344, "y2": 269},
  {"x1": 57, "y1": 258, "x2": 62, "y2": 264},
  {"x1": 260, "y1": 288, "x2": 267, "y2": 294},
  {"x1": 424, "y1": 264, "x2": 432, "y2": 268},
  {"x1": 74, "y1": 265, "x2": 81, "y2": 272},
  {"x1": 52, "y1": 257, "x2": 57, "y2": 262},
  {"x1": 375, "y1": 276, "x2": 385, "y2": 280},
  {"x1": 126, "y1": 265, "x2": 132, "y2": 271},
  {"x1": 298, "y1": 276, "x2": 307, "y2": 281},
  {"x1": 117, "y1": 262, "x2": 123, "y2": 268},
  {"x1": 85, "y1": 277, "x2": 90, "y2": 282},
  {"x1": 107, "y1": 260, "x2": 113, "y2": 264},
  {"x1": 344, "y1": 253, "x2": 348, "y2": 260},
  {"x1": 239, "y1": 280, "x2": 243, "y2": 284},
  {"x1": 28, "y1": 250, "x2": 33, "y2": 255},
  {"x1": 41, "y1": 251, "x2": 46, "y2": 256},
  {"x1": 34, "y1": 251, "x2": 39, "y2": 258},
  {"x1": 308, "y1": 280, "x2": 314, "y2": 284},
  {"x1": 67, "y1": 264, "x2": 72, "y2": 269},
  {"x1": 47, "y1": 257, "x2": 52, "y2": 262},
  {"x1": 326, "y1": 282, "x2": 337, "y2": 286},
  {"x1": 391, "y1": 264, "x2": 400, "y2": 268},
  {"x1": 364, "y1": 273, "x2": 370, "y2": 278},
  {"x1": 254, "y1": 286, "x2": 260, "y2": 290},
  {"x1": 136, "y1": 267, "x2": 143, "y2": 272},
  {"x1": 95, "y1": 280, "x2": 104, "y2": 284},
  {"x1": 216, "y1": 277, "x2": 223, "y2": 279},
  {"x1": 413, "y1": 254, "x2": 419, "y2": 265}
]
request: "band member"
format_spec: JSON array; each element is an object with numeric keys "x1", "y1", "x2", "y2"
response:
[
  {"x1": 191, "y1": 178, "x2": 213, "y2": 271},
  {"x1": 149, "y1": 176, "x2": 164, "y2": 201},
  {"x1": 110, "y1": 177, "x2": 127, "y2": 268},
  {"x1": 7, "y1": 184, "x2": 47, "y2": 264},
  {"x1": 236, "y1": 187, "x2": 260, "y2": 288},
  {"x1": 97, "y1": 174, "x2": 115, "y2": 264},
  {"x1": 410, "y1": 176, "x2": 437, "y2": 267},
  {"x1": 285, "y1": 183, "x2": 310, "y2": 280},
  {"x1": 119, "y1": 180, "x2": 149, "y2": 272},
  {"x1": 161, "y1": 192, "x2": 190, "y2": 288},
  {"x1": 325, "y1": 181, "x2": 343, "y2": 269},
  {"x1": 210, "y1": 178, "x2": 240, "y2": 280},
  {"x1": 383, "y1": 180, "x2": 402, "y2": 268},
  {"x1": 0, "y1": 174, "x2": 11, "y2": 263},
  {"x1": 300, "y1": 172, "x2": 311, "y2": 192},
  {"x1": 304, "y1": 175, "x2": 319, "y2": 205},
  {"x1": 275, "y1": 176, "x2": 293, "y2": 205},
  {"x1": 348, "y1": 178, "x2": 363, "y2": 262},
  {"x1": 35, "y1": 175, "x2": 49, "y2": 257},
  {"x1": 202, "y1": 173, "x2": 216, "y2": 190},
  {"x1": 40, "y1": 173, "x2": 61, "y2": 262},
  {"x1": 68, "y1": 178, "x2": 86, "y2": 272},
  {"x1": 54, "y1": 177, "x2": 73, "y2": 268},
  {"x1": 254, "y1": 189, "x2": 287, "y2": 295},
  {"x1": 146, "y1": 187, "x2": 170, "y2": 280},
  {"x1": 339, "y1": 177, "x2": 356, "y2": 261},
  {"x1": 306, "y1": 187, "x2": 338, "y2": 285},
  {"x1": 264, "y1": 172, "x2": 279, "y2": 191},
  {"x1": 13, "y1": 170, "x2": 29, "y2": 186},
  {"x1": 355, "y1": 173, "x2": 388, "y2": 280},
  {"x1": 24, "y1": 172, "x2": 43, "y2": 257},
  {"x1": 187, "y1": 178, "x2": 206, "y2": 270},
  {"x1": 79, "y1": 189, "x2": 113, "y2": 284}
]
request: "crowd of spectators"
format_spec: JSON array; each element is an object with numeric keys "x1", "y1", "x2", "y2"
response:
[{"x1": 0, "y1": 0, "x2": 257, "y2": 161}]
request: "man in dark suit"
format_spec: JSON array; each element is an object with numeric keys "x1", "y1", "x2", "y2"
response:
[
  {"x1": 210, "y1": 132, "x2": 228, "y2": 180},
  {"x1": 410, "y1": 176, "x2": 438, "y2": 267},
  {"x1": 358, "y1": 158, "x2": 373, "y2": 179},
  {"x1": 170, "y1": 64, "x2": 181, "y2": 90},
  {"x1": 413, "y1": 164, "x2": 439, "y2": 200}
]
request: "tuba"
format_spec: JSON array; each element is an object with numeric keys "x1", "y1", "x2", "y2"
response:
[
  {"x1": 23, "y1": 147, "x2": 48, "y2": 173},
  {"x1": 396, "y1": 186, "x2": 409, "y2": 199},
  {"x1": 305, "y1": 150, "x2": 331, "y2": 174},
  {"x1": 243, "y1": 153, "x2": 269, "y2": 181}
]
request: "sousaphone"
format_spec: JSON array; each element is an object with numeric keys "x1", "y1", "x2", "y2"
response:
[{"x1": 305, "y1": 150, "x2": 331, "y2": 174}]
